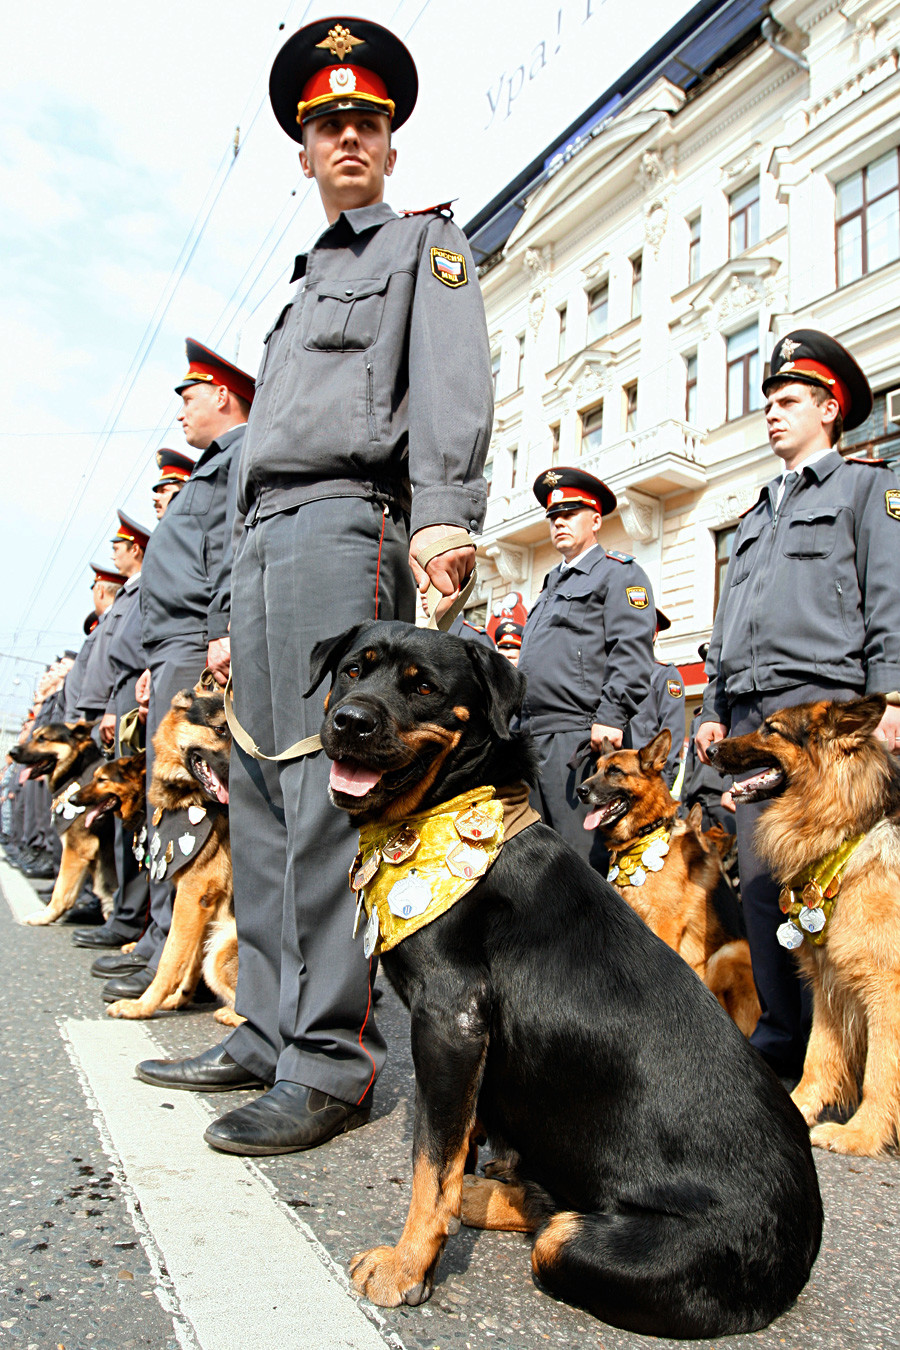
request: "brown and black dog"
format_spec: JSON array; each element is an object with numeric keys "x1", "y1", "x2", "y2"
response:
[
  {"x1": 578, "y1": 729, "x2": 760, "y2": 1035},
  {"x1": 709, "y1": 695, "x2": 900, "y2": 1156},
  {"x1": 10, "y1": 722, "x2": 121, "y2": 926},
  {"x1": 308, "y1": 620, "x2": 821, "y2": 1339},
  {"x1": 106, "y1": 682, "x2": 238, "y2": 1025}
]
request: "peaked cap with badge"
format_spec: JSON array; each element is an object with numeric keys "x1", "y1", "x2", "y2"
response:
[
  {"x1": 153, "y1": 448, "x2": 195, "y2": 491},
  {"x1": 533, "y1": 466, "x2": 617, "y2": 518},
  {"x1": 110, "y1": 510, "x2": 151, "y2": 552},
  {"x1": 91, "y1": 559, "x2": 127, "y2": 588},
  {"x1": 175, "y1": 338, "x2": 256, "y2": 407},
  {"x1": 763, "y1": 329, "x2": 873, "y2": 431},
  {"x1": 270, "y1": 16, "x2": 418, "y2": 141},
  {"x1": 494, "y1": 620, "x2": 524, "y2": 651}
]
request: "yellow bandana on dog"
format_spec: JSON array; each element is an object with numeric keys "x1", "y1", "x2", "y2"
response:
[
  {"x1": 351, "y1": 786, "x2": 506, "y2": 955},
  {"x1": 607, "y1": 825, "x2": 671, "y2": 888},
  {"x1": 776, "y1": 833, "x2": 866, "y2": 949}
]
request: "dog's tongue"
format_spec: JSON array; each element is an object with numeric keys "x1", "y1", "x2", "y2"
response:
[
  {"x1": 329, "y1": 759, "x2": 383, "y2": 797},
  {"x1": 215, "y1": 782, "x2": 229, "y2": 805},
  {"x1": 583, "y1": 808, "x2": 604, "y2": 832}
]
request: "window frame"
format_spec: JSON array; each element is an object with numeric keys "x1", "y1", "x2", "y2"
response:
[
  {"x1": 515, "y1": 333, "x2": 526, "y2": 391},
  {"x1": 835, "y1": 147, "x2": 900, "y2": 287},
  {"x1": 630, "y1": 254, "x2": 642, "y2": 320},
  {"x1": 586, "y1": 283, "x2": 609, "y2": 344},
  {"x1": 580, "y1": 402, "x2": 604, "y2": 456},
  {"x1": 684, "y1": 351, "x2": 698, "y2": 424},
  {"x1": 556, "y1": 304, "x2": 568, "y2": 365},
  {"x1": 688, "y1": 214, "x2": 702, "y2": 284},
  {"x1": 728, "y1": 178, "x2": 760, "y2": 257},
  {"x1": 726, "y1": 325, "x2": 761, "y2": 422},
  {"x1": 624, "y1": 381, "x2": 638, "y2": 434}
]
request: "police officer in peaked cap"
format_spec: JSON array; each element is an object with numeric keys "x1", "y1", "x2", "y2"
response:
[
  {"x1": 517, "y1": 467, "x2": 656, "y2": 872},
  {"x1": 135, "y1": 16, "x2": 493, "y2": 1152},
  {"x1": 494, "y1": 620, "x2": 524, "y2": 666},
  {"x1": 152, "y1": 448, "x2": 195, "y2": 519},
  {"x1": 697, "y1": 328, "x2": 900, "y2": 1077}
]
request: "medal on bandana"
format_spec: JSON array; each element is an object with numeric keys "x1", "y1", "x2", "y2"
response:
[
  {"x1": 383, "y1": 828, "x2": 421, "y2": 865},
  {"x1": 188, "y1": 805, "x2": 207, "y2": 825},
  {"x1": 387, "y1": 870, "x2": 433, "y2": 920},
  {"x1": 363, "y1": 905, "x2": 380, "y2": 959},
  {"x1": 350, "y1": 849, "x2": 381, "y2": 890},
  {"x1": 454, "y1": 807, "x2": 499, "y2": 843},
  {"x1": 445, "y1": 842, "x2": 490, "y2": 880}
]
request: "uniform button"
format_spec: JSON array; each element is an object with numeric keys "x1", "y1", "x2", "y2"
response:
[
  {"x1": 469, "y1": 519, "x2": 478, "y2": 529},
  {"x1": 345, "y1": 288, "x2": 354, "y2": 297}
]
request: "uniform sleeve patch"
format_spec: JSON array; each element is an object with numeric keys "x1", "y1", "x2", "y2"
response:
[
  {"x1": 667, "y1": 680, "x2": 684, "y2": 698},
  {"x1": 886, "y1": 488, "x2": 900, "y2": 521},
  {"x1": 626, "y1": 585, "x2": 649, "y2": 609},
  {"x1": 430, "y1": 248, "x2": 468, "y2": 287}
]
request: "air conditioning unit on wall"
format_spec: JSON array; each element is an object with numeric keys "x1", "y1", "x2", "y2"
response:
[{"x1": 887, "y1": 389, "x2": 900, "y2": 424}]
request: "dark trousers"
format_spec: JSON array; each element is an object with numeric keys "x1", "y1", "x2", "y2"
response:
[
  {"x1": 729, "y1": 681, "x2": 860, "y2": 1075},
  {"x1": 529, "y1": 729, "x2": 610, "y2": 875},
  {"x1": 224, "y1": 497, "x2": 415, "y2": 1104},
  {"x1": 107, "y1": 680, "x2": 150, "y2": 940},
  {"x1": 133, "y1": 634, "x2": 210, "y2": 969}
]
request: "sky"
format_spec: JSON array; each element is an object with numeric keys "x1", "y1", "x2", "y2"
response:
[{"x1": 0, "y1": 0, "x2": 694, "y2": 722}]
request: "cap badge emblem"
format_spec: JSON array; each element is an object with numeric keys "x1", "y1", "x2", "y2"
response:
[
  {"x1": 780, "y1": 338, "x2": 800, "y2": 361},
  {"x1": 316, "y1": 25, "x2": 364, "y2": 61},
  {"x1": 543, "y1": 471, "x2": 562, "y2": 486},
  {"x1": 329, "y1": 66, "x2": 357, "y2": 94}
]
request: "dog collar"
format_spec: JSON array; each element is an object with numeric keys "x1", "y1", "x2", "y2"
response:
[
  {"x1": 351, "y1": 784, "x2": 539, "y2": 956},
  {"x1": 776, "y1": 833, "x2": 866, "y2": 949},
  {"x1": 139, "y1": 803, "x2": 222, "y2": 882},
  {"x1": 608, "y1": 825, "x2": 672, "y2": 888}
]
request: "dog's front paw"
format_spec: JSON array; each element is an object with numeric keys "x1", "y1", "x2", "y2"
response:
[
  {"x1": 810, "y1": 1120, "x2": 886, "y2": 1157},
  {"x1": 106, "y1": 998, "x2": 149, "y2": 1020},
  {"x1": 214, "y1": 1007, "x2": 245, "y2": 1026},
  {"x1": 350, "y1": 1246, "x2": 432, "y2": 1307},
  {"x1": 23, "y1": 911, "x2": 54, "y2": 926},
  {"x1": 790, "y1": 1088, "x2": 824, "y2": 1127}
]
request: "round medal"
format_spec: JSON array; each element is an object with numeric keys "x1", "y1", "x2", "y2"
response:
[
  {"x1": 387, "y1": 871, "x2": 433, "y2": 920},
  {"x1": 776, "y1": 920, "x2": 804, "y2": 950}
]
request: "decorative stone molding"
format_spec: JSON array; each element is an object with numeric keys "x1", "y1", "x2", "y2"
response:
[
  {"x1": 806, "y1": 48, "x2": 900, "y2": 132},
  {"x1": 581, "y1": 252, "x2": 611, "y2": 282},
  {"x1": 636, "y1": 149, "x2": 666, "y2": 193},
  {"x1": 720, "y1": 142, "x2": 762, "y2": 185},
  {"x1": 711, "y1": 486, "x2": 759, "y2": 524},
  {"x1": 483, "y1": 541, "x2": 528, "y2": 585},
  {"x1": 523, "y1": 246, "x2": 552, "y2": 332},
  {"x1": 618, "y1": 487, "x2": 661, "y2": 543},
  {"x1": 644, "y1": 198, "x2": 669, "y2": 258}
]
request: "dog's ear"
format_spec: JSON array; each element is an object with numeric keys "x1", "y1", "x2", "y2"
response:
[
  {"x1": 638, "y1": 728, "x2": 671, "y2": 775},
  {"x1": 128, "y1": 751, "x2": 147, "y2": 774},
  {"x1": 686, "y1": 802, "x2": 704, "y2": 833},
  {"x1": 826, "y1": 694, "x2": 886, "y2": 741},
  {"x1": 305, "y1": 624, "x2": 367, "y2": 698},
  {"x1": 171, "y1": 689, "x2": 194, "y2": 711},
  {"x1": 463, "y1": 642, "x2": 527, "y2": 740},
  {"x1": 600, "y1": 736, "x2": 616, "y2": 757}
]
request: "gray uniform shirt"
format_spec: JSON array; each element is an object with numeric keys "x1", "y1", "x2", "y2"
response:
[
  {"x1": 702, "y1": 452, "x2": 900, "y2": 724},
  {"x1": 517, "y1": 547, "x2": 657, "y2": 736},
  {"x1": 75, "y1": 608, "x2": 116, "y2": 718},
  {"x1": 104, "y1": 576, "x2": 148, "y2": 712},
  {"x1": 235, "y1": 202, "x2": 491, "y2": 537},
  {"x1": 629, "y1": 661, "x2": 686, "y2": 786},
  {"x1": 141, "y1": 424, "x2": 246, "y2": 646},
  {"x1": 63, "y1": 628, "x2": 99, "y2": 721}
]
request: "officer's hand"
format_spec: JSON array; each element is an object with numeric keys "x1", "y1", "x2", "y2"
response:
[
  {"x1": 99, "y1": 713, "x2": 116, "y2": 747},
  {"x1": 135, "y1": 669, "x2": 151, "y2": 708},
  {"x1": 875, "y1": 704, "x2": 900, "y2": 753},
  {"x1": 591, "y1": 724, "x2": 623, "y2": 752},
  {"x1": 696, "y1": 720, "x2": 728, "y2": 765},
  {"x1": 409, "y1": 525, "x2": 475, "y2": 619},
  {"x1": 207, "y1": 637, "x2": 231, "y2": 687}
]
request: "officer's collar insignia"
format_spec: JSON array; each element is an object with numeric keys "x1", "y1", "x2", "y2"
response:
[
  {"x1": 316, "y1": 25, "x2": 364, "y2": 60},
  {"x1": 543, "y1": 471, "x2": 562, "y2": 486},
  {"x1": 780, "y1": 338, "x2": 800, "y2": 361}
]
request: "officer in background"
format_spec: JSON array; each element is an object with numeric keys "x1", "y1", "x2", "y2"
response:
[
  {"x1": 64, "y1": 564, "x2": 125, "y2": 721},
  {"x1": 629, "y1": 608, "x2": 685, "y2": 788},
  {"x1": 101, "y1": 347, "x2": 253, "y2": 998},
  {"x1": 151, "y1": 448, "x2": 194, "y2": 519},
  {"x1": 448, "y1": 612, "x2": 494, "y2": 647},
  {"x1": 679, "y1": 646, "x2": 735, "y2": 832},
  {"x1": 494, "y1": 619, "x2": 523, "y2": 666},
  {"x1": 517, "y1": 467, "x2": 656, "y2": 870},
  {"x1": 697, "y1": 330, "x2": 900, "y2": 1078},
  {"x1": 74, "y1": 511, "x2": 152, "y2": 953},
  {"x1": 136, "y1": 16, "x2": 492, "y2": 1155}
]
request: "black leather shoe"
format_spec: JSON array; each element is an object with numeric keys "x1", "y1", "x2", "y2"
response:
[
  {"x1": 62, "y1": 899, "x2": 104, "y2": 925},
  {"x1": 91, "y1": 951, "x2": 148, "y2": 979},
  {"x1": 203, "y1": 1080, "x2": 371, "y2": 1156},
  {"x1": 102, "y1": 967, "x2": 155, "y2": 1002},
  {"x1": 135, "y1": 1042, "x2": 266, "y2": 1092},
  {"x1": 23, "y1": 854, "x2": 58, "y2": 880},
  {"x1": 72, "y1": 924, "x2": 134, "y2": 949}
]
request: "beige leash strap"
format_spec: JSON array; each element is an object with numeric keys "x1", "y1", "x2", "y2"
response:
[{"x1": 224, "y1": 530, "x2": 478, "y2": 762}]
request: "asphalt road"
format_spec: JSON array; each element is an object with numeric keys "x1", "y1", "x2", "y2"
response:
[{"x1": 2, "y1": 859, "x2": 899, "y2": 1350}]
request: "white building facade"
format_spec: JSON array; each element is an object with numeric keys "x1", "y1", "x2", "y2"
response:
[{"x1": 469, "y1": 0, "x2": 900, "y2": 726}]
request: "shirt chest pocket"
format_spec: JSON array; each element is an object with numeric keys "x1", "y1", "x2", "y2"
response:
[
  {"x1": 546, "y1": 576, "x2": 596, "y2": 631},
  {"x1": 729, "y1": 522, "x2": 765, "y2": 586},
  {"x1": 782, "y1": 506, "x2": 841, "y2": 559},
  {"x1": 178, "y1": 469, "x2": 216, "y2": 517},
  {"x1": 303, "y1": 277, "x2": 389, "y2": 352},
  {"x1": 255, "y1": 303, "x2": 292, "y2": 389}
]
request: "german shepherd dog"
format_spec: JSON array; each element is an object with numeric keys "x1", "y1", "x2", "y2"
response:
[
  {"x1": 708, "y1": 695, "x2": 900, "y2": 1157},
  {"x1": 106, "y1": 682, "x2": 238, "y2": 1025},
  {"x1": 577, "y1": 729, "x2": 760, "y2": 1035},
  {"x1": 309, "y1": 620, "x2": 821, "y2": 1339},
  {"x1": 10, "y1": 722, "x2": 118, "y2": 926}
]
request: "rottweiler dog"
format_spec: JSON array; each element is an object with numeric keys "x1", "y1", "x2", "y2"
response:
[
  {"x1": 308, "y1": 621, "x2": 822, "y2": 1340},
  {"x1": 11, "y1": 722, "x2": 118, "y2": 926}
]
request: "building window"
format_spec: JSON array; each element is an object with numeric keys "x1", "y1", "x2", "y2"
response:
[
  {"x1": 685, "y1": 352, "x2": 698, "y2": 423},
  {"x1": 729, "y1": 178, "x2": 759, "y2": 257},
  {"x1": 624, "y1": 382, "x2": 638, "y2": 434},
  {"x1": 587, "y1": 283, "x2": 609, "y2": 343},
  {"x1": 491, "y1": 351, "x2": 501, "y2": 398},
  {"x1": 630, "y1": 255, "x2": 642, "y2": 320},
  {"x1": 714, "y1": 526, "x2": 737, "y2": 610},
  {"x1": 836, "y1": 149, "x2": 900, "y2": 287},
  {"x1": 516, "y1": 334, "x2": 526, "y2": 390},
  {"x1": 557, "y1": 305, "x2": 567, "y2": 365},
  {"x1": 509, "y1": 445, "x2": 518, "y2": 490},
  {"x1": 726, "y1": 325, "x2": 761, "y2": 420},
  {"x1": 580, "y1": 403, "x2": 603, "y2": 456},
  {"x1": 550, "y1": 422, "x2": 560, "y2": 465},
  {"x1": 484, "y1": 457, "x2": 493, "y2": 498},
  {"x1": 688, "y1": 214, "x2": 701, "y2": 283}
]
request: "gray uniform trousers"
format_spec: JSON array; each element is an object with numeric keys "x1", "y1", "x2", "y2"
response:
[
  {"x1": 106, "y1": 679, "x2": 151, "y2": 939},
  {"x1": 728, "y1": 680, "x2": 859, "y2": 1075},
  {"x1": 224, "y1": 497, "x2": 415, "y2": 1104},
  {"x1": 132, "y1": 634, "x2": 210, "y2": 969},
  {"x1": 529, "y1": 729, "x2": 610, "y2": 874}
]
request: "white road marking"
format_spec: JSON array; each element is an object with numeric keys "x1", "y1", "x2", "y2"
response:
[
  {"x1": 0, "y1": 857, "x2": 50, "y2": 923},
  {"x1": 61, "y1": 1017, "x2": 405, "y2": 1350}
]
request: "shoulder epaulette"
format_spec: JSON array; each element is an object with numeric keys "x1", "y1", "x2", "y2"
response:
[
  {"x1": 461, "y1": 620, "x2": 484, "y2": 634},
  {"x1": 845, "y1": 454, "x2": 887, "y2": 467},
  {"x1": 606, "y1": 549, "x2": 634, "y2": 564},
  {"x1": 401, "y1": 201, "x2": 456, "y2": 219}
]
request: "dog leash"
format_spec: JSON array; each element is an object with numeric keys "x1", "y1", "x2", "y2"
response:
[{"x1": 223, "y1": 532, "x2": 478, "y2": 764}]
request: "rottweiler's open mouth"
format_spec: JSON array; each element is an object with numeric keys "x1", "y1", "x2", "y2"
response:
[
  {"x1": 189, "y1": 751, "x2": 229, "y2": 804},
  {"x1": 730, "y1": 766, "x2": 785, "y2": 803},
  {"x1": 582, "y1": 795, "x2": 629, "y2": 832},
  {"x1": 328, "y1": 753, "x2": 429, "y2": 803}
]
